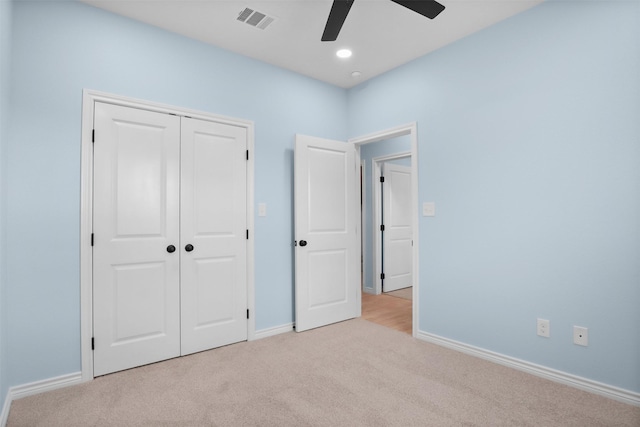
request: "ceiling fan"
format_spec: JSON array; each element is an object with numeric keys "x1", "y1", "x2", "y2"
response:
[{"x1": 321, "y1": 0, "x2": 446, "y2": 42}]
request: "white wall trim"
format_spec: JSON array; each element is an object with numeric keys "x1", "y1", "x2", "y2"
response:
[
  {"x1": 80, "y1": 89, "x2": 256, "y2": 381},
  {"x1": 254, "y1": 323, "x2": 294, "y2": 340},
  {"x1": 360, "y1": 158, "x2": 369, "y2": 292},
  {"x1": 417, "y1": 330, "x2": 640, "y2": 407},
  {"x1": 1, "y1": 392, "x2": 10, "y2": 427},
  {"x1": 0, "y1": 321, "x2": 284, "y2": 426},
  {"x1": 350, "y1": 122, "x2": 419, "y2": 338},
  {"x1": 1, "y1": 372, "x2": 83, "y2": 426},
  {"x1": 7, "y1": 372, "x2": 82, "y2": 401},
  {"x1": 245, "y1": 111, "x2": 256, "y2": 343}
]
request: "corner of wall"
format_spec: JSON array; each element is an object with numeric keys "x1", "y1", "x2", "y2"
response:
[{"x1": 0, "y1": 0, "x2": 14, "y2": 423}]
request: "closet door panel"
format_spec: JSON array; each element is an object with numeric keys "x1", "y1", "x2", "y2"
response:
[
  {"x1": 180, "y1": 118, "x2": 248, "y2": 356},
  {"x1": 93, "y1": 102, "x2": 181, "y2": 376}
]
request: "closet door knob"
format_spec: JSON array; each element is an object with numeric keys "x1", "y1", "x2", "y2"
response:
[
  {"x1": 166, "y1": 245, "x2": 176, "y2": 253},
  {"x1": 299, "y1": 240, "x2": 308, "y2": 247},
  {"x1": 185, "y1": 244, "x2": 194, "y2": 252}
]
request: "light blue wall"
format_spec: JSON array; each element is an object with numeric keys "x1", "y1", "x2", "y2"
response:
[
  {"x1": 3, "y1": 0, "x2": 639, "y2": 401},
  {"x1": 0, "y1": 0, "x2": 13, "y2": 409},
  {"x1": 5, "y1": 0, "x2": 347, "y2": 388},
  {"x1": 360, "y1": 136, "x2": 411, "y2": 291},
  {"x1": 348, "y1": 0, "x2": 640, "y2": 393}
]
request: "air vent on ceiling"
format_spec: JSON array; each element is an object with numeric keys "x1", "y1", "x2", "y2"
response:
[{"x1": 237, "y1": 7, "x2": 275, "y2": 30}]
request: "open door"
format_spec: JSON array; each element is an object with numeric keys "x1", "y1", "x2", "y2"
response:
[
  {"x1": 294, "y1": 135, "x2": 360, "y2": 332},
  {"x1": 382, "y1": 163, "x2": 413, "y2": 292}
]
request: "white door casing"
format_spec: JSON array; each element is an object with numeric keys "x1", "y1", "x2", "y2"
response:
[
  {"x1": 180, "y1": 118, "x2": 248, "y2": 355},
  {"x1": 382, "y1": 163, "x2": 413, "y2": 292},
  {"x1": 294, "y1": 135, "x2": 360, "y2": 332},
  {"x1": 92, "y1": 102, "x2": 182, "y2": 376}
]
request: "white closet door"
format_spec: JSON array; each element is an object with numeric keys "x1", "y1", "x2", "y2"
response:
[
  {"x1": 382, "y1": 163, "x2": 413, "y2": 292},
  {"x1": 180, "y1": 118, "x2": 248, "y2": 355},
  {"x1": 93, "y1": 102, "x2": 181, "y2": 376}
]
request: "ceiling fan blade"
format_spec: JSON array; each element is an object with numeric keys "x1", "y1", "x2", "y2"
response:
[
  {"x1": 321, "y1": 0, "x2": 355, "y2": 42},
  {"x1": 390, "y1": 0, "x2": 445, "y2": 20}
]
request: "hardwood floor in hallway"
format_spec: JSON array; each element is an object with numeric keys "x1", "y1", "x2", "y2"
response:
[{"x1": 361, "y1": 292, "x2": 412, "y2": 335}]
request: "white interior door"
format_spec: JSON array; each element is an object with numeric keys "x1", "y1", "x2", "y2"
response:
[
  {"x1": 382, "y1": 163, "x2": 413, "y2": 292},
  {"x1": 93, "y1": 102, "x2": 181, "y2": 376},
  {"x1": 180, "y1": 118, "x2": 248, "y2": 355},
  {"x1": 294, "y1": 134, "x2": 360, "y2": 332}
]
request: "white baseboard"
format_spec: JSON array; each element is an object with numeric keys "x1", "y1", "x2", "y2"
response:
[
  {"x1": 1, "y1": 391, "x2": 10, "y2": 427},
  {"x1": 3, "y1": 332, "x2": 636, "y2": 427},
  {"x1": 254, "y1": 322, "x2": 294, "y2": 340},
  {"x1": 0, "y1": 323, "x2": 294, "y2": 426},
  {"x1": 1, "y1": 372, "x2": 83, "y2": 427},
  {"x1": 416, "y1": 330, "x2": 640, "y2": 407}
]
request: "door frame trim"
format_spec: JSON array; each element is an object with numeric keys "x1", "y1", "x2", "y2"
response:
[
  {"x1": 349, "y1": 122, "x2": 418, "y2": 337},
  {"x1": 80, "y1": 89, "x2": 256, "y2": 381}
]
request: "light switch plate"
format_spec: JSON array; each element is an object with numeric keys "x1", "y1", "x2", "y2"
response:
[
  {"x1": 258, "y1": 203, "x2": 267, "y2": 217},
  {"x1": 422, "y1": 202, "x2": 435, "y2": 217}
]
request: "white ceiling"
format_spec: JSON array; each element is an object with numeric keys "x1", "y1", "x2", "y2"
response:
[{"x1": 80, "y1": 0, "x2": 544, "y2": 88}]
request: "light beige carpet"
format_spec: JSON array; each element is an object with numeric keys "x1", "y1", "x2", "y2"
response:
[
  {"x1": 7, "y1": 318, "x2": 640, "y2": 426},
  {"x1": 385, "y1": 286, "x2": 412, "y2": 300}
]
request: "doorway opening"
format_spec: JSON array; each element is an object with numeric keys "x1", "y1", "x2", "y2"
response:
[{"x1": 350, "y1": 124, "x2": 418, "y2": 336}]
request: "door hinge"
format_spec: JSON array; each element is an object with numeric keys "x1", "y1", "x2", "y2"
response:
[
  {"x1": 91, "y1": 233, "x2": 94, "y2": 246},
  {"x1": 91, "y1": 337, "x2": 95, "y2": 350},
  {"x1": 92, "y1": 129, "x2": 95, "y2": 143},
  {"x1": 380, "y1": 224, "x2": 385, "y2": 232},
  {"x1": 246, "y1": 229, "x2": 249, "y2": 240},
  {"x1": 380, "y1": 273, "x2": 385, "y2": 280},
  {"x1": 247, "y1": 309, "x2": 250, "y2": 319},
  {"x1": 380, "y1": 176, "x2": 384, "y2": 183},
  {"x1": 246, "y1": 150, "x2": 249, "y2": 160}
]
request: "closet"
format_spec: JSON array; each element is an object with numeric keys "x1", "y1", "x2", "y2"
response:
[{"x1": 92, "y1": 102, "x2": 248, "y2": 376}]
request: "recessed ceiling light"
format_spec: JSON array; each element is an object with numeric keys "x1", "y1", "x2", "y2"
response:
[
  {"x1": 336, "y1": 49, "x2": 352, "y2": 59},
  {"x1": 351, "y1": 71, "x2": 362, "y2": 78}
]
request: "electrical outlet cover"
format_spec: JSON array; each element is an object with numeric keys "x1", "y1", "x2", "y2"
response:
[{"x1": 537, "y1": 318, "x2": 550, "y2": 338}]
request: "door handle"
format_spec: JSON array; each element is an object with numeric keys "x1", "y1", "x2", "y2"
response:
[
  {"x1": 299, "y1": 240, "x2": 307, "y2": 247},
  {"x1": 185, "y1": 244, "x2": 194, "y2": 252},
  {"x1": 166, "y1": 245, "x2": 176, "y2": 253}
]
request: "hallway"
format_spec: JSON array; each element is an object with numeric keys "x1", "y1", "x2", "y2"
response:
[{"x1": 361, "y1": 291, "x2": 412, "y2": 335}]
